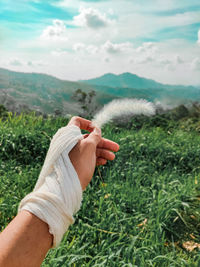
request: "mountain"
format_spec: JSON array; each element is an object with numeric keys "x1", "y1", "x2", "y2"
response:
[
  {"x1": 80, "y1": 72, "x2": 200, "y2": 104},
  {"x1": 80, "y1": 72, "x2": 166, "y2": 89},
  {"x1": 80, "y1": 72, "x2": 197, "y2": 91},
  {"x1": 0, "y1": 68, "x2": 200, "y2": 115},
  {"x1": 0, "y1": 68, "x2": 114, "y2": 114}
]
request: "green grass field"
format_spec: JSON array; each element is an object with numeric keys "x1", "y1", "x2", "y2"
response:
[{"x1": 0, "y1": 112, "x2": 200, "y2": 266}]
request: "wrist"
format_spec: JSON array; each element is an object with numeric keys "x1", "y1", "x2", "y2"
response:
[{"x1": 18, "y1": 124, "x2": 83, "y2": 247}]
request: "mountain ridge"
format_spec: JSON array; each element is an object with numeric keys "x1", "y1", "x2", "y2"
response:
[
  {"x1": 0, "y1": 67, "x2": 200, "y2": 115},
  {"x1": 80, "y1": 72, "x2": 197, "y2": 90}
]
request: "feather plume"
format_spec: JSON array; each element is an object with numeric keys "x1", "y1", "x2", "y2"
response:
[{"x1": 92, "y1": 98, "x2": 155, "y2": 128}]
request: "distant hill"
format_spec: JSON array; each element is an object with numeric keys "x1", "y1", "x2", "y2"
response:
[
  {"x1": 80, "y1": 72, "x2": 200, "y2": 105},
  {"x1": 0, "y1": 68, "x2": 200, "y2": 115},
  {"x1": 80, "y1": 72, "x2": 166, "y2": 89},
  {"x1": 0, "y1": 68, "x2": 114, "y2": 115}
]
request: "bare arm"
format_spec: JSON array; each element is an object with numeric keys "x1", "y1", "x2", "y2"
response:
[
  {"x1": 0, "y1": 211, "x2": 52, "y2": 267},
  {"x1": 0, "y1": 116, "x2": 119, "y2": 267}
]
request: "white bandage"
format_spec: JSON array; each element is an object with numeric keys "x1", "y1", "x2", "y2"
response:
[{"x1": 18, "y1": 125, "x2": 83, "y2": 247}]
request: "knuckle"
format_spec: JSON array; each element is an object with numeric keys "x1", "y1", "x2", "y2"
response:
[
  {"x1": 86, "y1": 139, "x2": 96, "y2": 148},
  {"x1": 71, "y1": 116, "x2": 79, "y2": 121}
]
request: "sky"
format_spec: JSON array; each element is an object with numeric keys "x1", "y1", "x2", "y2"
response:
[{"x1": 0, "y1": 0, "x2": 200, "y2": 85}]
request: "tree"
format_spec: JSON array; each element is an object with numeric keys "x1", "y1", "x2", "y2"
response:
[{"x1": 72, "y1": 89, "x2": 97, "y2": 119}]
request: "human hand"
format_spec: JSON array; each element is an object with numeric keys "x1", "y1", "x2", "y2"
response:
[
  {"x1": 68, "y1": 116, "x2": 119, "y2": 190},
  {"x1": 19, "y1": 116, "x2": 119, "y2": 247}
]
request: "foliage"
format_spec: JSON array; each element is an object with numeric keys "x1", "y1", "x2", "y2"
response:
[
  {"x1": 0, "y1": 111, "x2": 200, "y2": 266},
  {"x1": 72, "y1": 89, "x2": 98, "y2": 119},
  {"x1": 0, "y1": 104, "x2": 8, "y2": 119},
  {"x1": 1, "y1": 67, "x2": 200, "y2": 117}
]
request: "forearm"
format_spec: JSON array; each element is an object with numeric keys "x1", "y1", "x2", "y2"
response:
[
  {"x1": 0, "y1": 124, "x2": 84, "y2": 267},
  {"x1": 0, "y1": 117, "x2": 119, "y2": 267},
  {"x1": 0, "y1": 210, "x2": 52, "y2": 267}
]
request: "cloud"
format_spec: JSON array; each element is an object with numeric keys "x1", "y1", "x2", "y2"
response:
[
  {"x1": 175, "y1": 55, "x2": 184, "y2": 64},
  {"x1": 136, "y1": 43, "x2": 158, "y2": 58},
  {"x1": 8, "y1": 58, "x2": 24, "y2": 66},
  {"x1": 27, "y1": 60, "x2": 46, "y2": 67},
  {"x1": 163, "y1": 11, "x2": 200, "y2": 27},
  {"x1": 156, "y1": 56, "x2": 173, "y2": 67},
  {"x1": 40, "y1": 19, "x2": 68, "y2": 41},
  {"x1": 191, "y1": 57, "x2": 200, "y2": 71},
  {"x1": 73, "y1": 41, "x2": 133, "y2": 55},
  {"x1": 72, "y1": 43, "x2": 99, "y2": 54},
  {"x1": 7, "y1": 58, "x2": 45, "y2": 68},
  {"x1": 51, "y1": 49, "x2": 69, "y2": 57},
  {"x1": 135, "y1": 56, "x2": 154, "y2": 64},
  {"x1": 136, "y1": 42, "x2": 156, "y2": 53},
  {"x1": 73, "y1": 7, "x2": 112, "y2": 29},
  {"x1": 104, "y1": 57, "x2": 110, "y2": 63},
  {"x1": 102, "y1": 40, "x2": 133, "y2": 54},
  {"x1": 86, "y1": 45, "x2": 99, "y2": 54},
  {"x1": 73, "y1": 43, "x2": 86, "y2": 51}
]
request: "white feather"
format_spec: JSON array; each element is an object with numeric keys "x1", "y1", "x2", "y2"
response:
[{"x1": 92, "y1": 98, "x2": 155, "y2": 128}]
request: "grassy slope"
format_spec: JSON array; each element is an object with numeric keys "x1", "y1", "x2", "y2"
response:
[{"x1": 0, "y1": 113, "x2": 200, "y2": 266}]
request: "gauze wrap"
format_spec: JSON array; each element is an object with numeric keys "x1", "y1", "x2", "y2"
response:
[{"x1": 18, "y1": 125, "x2": 83, "y2": 247}]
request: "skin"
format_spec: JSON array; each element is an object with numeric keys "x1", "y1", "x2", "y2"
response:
[{"x1": 0, "y1": 116, "x2": 119, "y2": 267}]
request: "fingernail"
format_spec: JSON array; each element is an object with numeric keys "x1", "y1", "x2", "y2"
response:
[{"x1": 94, "y1": 127, "x2": 101, "y2": 136}]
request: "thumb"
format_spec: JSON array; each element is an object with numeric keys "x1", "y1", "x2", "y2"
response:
[{"x1": 86, "y1": 127, "x2": 102, "y2": 147}]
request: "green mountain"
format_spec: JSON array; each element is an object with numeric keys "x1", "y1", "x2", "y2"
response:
[
  {"x1": 80, "y1": 72, "x2": 166, "y2": 89},
  {"x1": 0, "y1": 68, "x2": 199, "y2": 115},
  {"x1": 80, "y1": 72, "x2": 200, "y2": 104},
  {"x1": 0, "y1": 68, "x2": 115, "y2": 114}
]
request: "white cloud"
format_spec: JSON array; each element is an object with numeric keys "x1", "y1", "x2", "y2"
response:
[
  {"x1": 136, "y1": 42, "x2": 156, "y2": 53},
  {"x1": 73, "y1": 41, "x2": 132, "y2": 55},
  {"x1": 102, "y1": 40, "x2": 133, "y2": 54},
  {"x1": 40, "y1": 19, "x2": 68, "y2": 41},
  {"x1": 73, "y1": 43, "x2": 85, "y2": 52},
  {"x1": 191, "y1": 57, "x2": 200, "y2": 71},
  {"x1": 175, "y1": 55, "x2": 184, "y2": 64},
  {"x1": 86, "y1": 45, "x2": 99, "y2": 54},
  {"x1": 6, "y1": 58, "x2": 46, "y2": 68},
  {"x1": 135, "y1": 56, "x2": 154, "y2": 64},
  {"x1": 158, "y1": 57, "x2": 171, "y2": 66},
  {"x1": 104, "y1": 57, "x2": 110, "y2": 63},
  {"x1": 72, "y1": 43, "x2": 99, "y2": 54},
  {"x1": 8, "y1": 58, "x2": 24, "y2": 66},
  {"x1": 73, "y1": 7, "x2": 112, "y2": 29},
  {"x1": 27, "y1": 60, "x2": 46, "y2": 67},
  {"x1": 164, "y1": 11, "x2": 200, "y2": 27},
  {"x1": 132, "y1": 42, "x2": 158, "y2": 64},
  {"x1": 50, "y1": 49, "x2": 70, "y2": 57},
  {"x1": 3, "y1": 1, "x2": 200, "y2": 86}
]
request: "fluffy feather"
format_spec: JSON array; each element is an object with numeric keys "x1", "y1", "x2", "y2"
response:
[{"x1": 92, "y1": 98, "x2": 155, "y2": 128}]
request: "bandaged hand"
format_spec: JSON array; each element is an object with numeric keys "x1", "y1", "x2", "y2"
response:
[
  {"x1": 18, "y1": 116, "x2": 119, "y2": 247},
  {"x1": 68, "y1": 116, "x2": 119, "y2": 190}
]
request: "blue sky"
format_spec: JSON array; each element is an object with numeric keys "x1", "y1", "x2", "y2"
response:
[{"x1": 0, "y1": 0, "x2": 200, "y2": 85}]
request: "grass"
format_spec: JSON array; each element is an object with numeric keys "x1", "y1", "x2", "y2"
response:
[{"x1": 0, "y1": 112, "x2": 200, "y2": 266}]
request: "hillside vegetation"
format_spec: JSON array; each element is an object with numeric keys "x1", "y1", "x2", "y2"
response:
[
  {"x1": 0, "y1": 108, "x2": 200, "y2": 266},
  {"x1": 1, "y1": 68, "x2": 200, "y2": 116}
]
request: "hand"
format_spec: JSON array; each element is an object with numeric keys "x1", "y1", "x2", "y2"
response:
[{"x1": 68, "y1": 116, "x2": 119, "y2": 190}]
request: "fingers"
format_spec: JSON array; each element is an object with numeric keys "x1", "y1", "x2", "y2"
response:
[
  {"x1": 83, "y1": 134, "x2": 89, "y2": 139},
  {"x1": 96, "y1": 158, "x2": 107, "y2": 166},
  {"x1": 68, "y1": 117, "x2": 119, "y2": 152},
  {"x1": 68, "y1": 116, "x2": 102, "y2": 146},
  {"x1": 96, "y1": 148, "x2": 115, "y2": 161},
  {"x1": 84, "y1": 134, "x2": 119, "y2": 153},
  {"x1": 68, "y1": 116, "x2": 94, "y2": 132},
  {"x1": 85, "y1": 127, "x2": 102, "y2": 147},
  {"x1": 97, "y1": 138, "x2": 119, "y2": 152}
]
